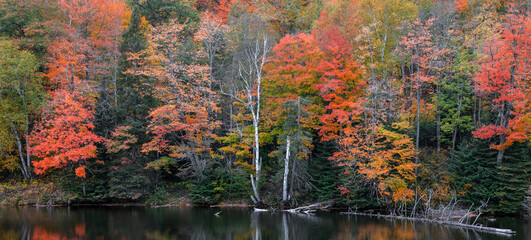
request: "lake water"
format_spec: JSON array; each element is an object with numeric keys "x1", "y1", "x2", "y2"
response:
[{"x1": 0, "y1": 206, "x2": 529, "y2": 239}]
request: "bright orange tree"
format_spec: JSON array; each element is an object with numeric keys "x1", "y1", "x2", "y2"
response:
[
  {"x1": 311, "y1": 26, "x2": 419, "y2": 203},
  {"x1": 315, "y1": 27, "x2": 365, "y2": 142},
  {"x1": 472, "y1": 5, "x2": 530, "y2": 163},
  {"x1": 29, "y1": 91, "x2": 103, "y2": 178},
  {"x1": 30, "y1": 0, "x2": 129, "y2": 179},
  {"x1": 357, "y1": 121, "x2": 417, "y2": 203},
  {"x1": 264, "y1": 33, "x2": 323, "y2": 128}
]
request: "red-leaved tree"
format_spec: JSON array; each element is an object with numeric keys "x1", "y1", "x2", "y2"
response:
[
  {"x1": 29, "y1": 91, "x2": 103, "y2": 178},
  {"x1": 472, "y1": 5, "x2": 530, "y2": 163}
]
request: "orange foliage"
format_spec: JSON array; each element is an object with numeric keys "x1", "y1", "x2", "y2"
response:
[
  {"x1": 32, "y1": 0, "x2": 129, "y2": 178},
  {"x1": 263, "y1": 29, "x2": 419, "y2": 202},
  {"x1": 264, "y1": 33, "x2": 323, "y2": 128},
  {"x1": 105, "y1": 126, "x2": 138, "y2": 154},
  {"x1": 472, "y1": 5, "x2": 530, "y2": 150},
  {"x1": 75, "y1": 165, "x2": 86, "y2": 178},
  {"x1": 46, "y1": 0, "x2": 129, "y2": 91},
  {"x1": 357, "y1": 123, "x2": 417, "y2": 203},
  {"x1": 312, "y1": 0, "x2": 360, "y2": 49},
  {"x1": 29, "y1": 91, "x2": 103, "y2": 178},
  {"x1": 215, "y1": 0, "x2": 232, "y2": 21},
  {"x1": 130, "y1": 19, "x2": 219, "y2": 174},
  {"x1": 456, "y1": 0, "x2": 469, "y2": 11},
  {"x1": 315, "y1": 27, "x2": 365, "y2": 142}
]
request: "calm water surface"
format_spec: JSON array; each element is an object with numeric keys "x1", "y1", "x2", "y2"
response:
[{"x1": 0, "y1": 206, "x2": 529, "y2": 239}]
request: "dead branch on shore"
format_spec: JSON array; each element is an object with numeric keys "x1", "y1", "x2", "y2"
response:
[
  {"x1": 341, "y1": 210, "x2": 515, "y2": 236},
  {"x1": 341, "y1": 196, "x2": 515, "y2": 236}
]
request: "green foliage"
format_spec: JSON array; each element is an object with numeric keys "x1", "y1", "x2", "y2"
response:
[
  {"x1": 137, "y1": 0, "x2": 199, "y2": 26},
  {"x1": 450, "y1": 140, "x2": 531, "y2": 215},
  {"x1": 190, "y1": 165, "x2": 251, "y2": 205},
  {"x1": 93, "y1": 0, "x2": 158, "y2": 203},
  {"x1": 190, "y1": 173, "x2": 223, "y2": 205},
  {"x1": 120, "y1": 5, "x2": 149, "y2": 55},
  {"x1": 308, "y1": 140, "x2": 340, "y2": 201},
  {"x1": 0, "y1": 40, "x2": 44, "y2": 174},
  {"x1": 490, "y1": 143, "x2": 531, "y2": 215},
  {"x1": 55, "y1": 168, "x2": 108, "y2": 203},
  {"x1": 448, "y1": 139, "x2": 497, "y2": 206},
  {"x1": 294, "y1": 0, "x2": 322, "y2": 31},
  {"x1": 0, "y1": 40, "x2": 42, "y2": 125},
  {"x1": 0, "y1": 0, "x2": 61, "y2": 57},
  {"x1": 108, "y1": 159, "x2": 151, "y2": 201},
  {"x1": 438, "y1": 47, "x2": 475, "y2": 147},
  {"x1": 338, "y1": 173, "x2": 383, "y2": 209},
  {"x1": 144, "y1": 187, "x2": 167, "y2": 206},
  {"x1": 271, "y1": 98, "x2": 314, "y2": 201}
]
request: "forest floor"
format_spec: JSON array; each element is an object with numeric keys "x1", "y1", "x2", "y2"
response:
[
  {"x1": 0, "y1": 181, "x2": 71, "y2": 206},
  {"x1": 0, "y1": 181, "x2": 250, "y2": 207}
]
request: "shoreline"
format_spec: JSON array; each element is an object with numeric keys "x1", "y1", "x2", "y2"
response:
[
  {"x1": 340, "y1": 211, "x2": 517, "y2": 236},
  {"x1": 0, "y1": 202, "x2": 254, "y2": 208}
]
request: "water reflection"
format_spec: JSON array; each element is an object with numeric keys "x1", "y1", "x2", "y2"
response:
[{"x1": 0, "y1": 207, "x2": 527, "y2": 240}]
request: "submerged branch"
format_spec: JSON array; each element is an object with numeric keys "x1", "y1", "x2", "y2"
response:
[{"x1": 341, "y1": 207, "x2": 515, "y2": 236}]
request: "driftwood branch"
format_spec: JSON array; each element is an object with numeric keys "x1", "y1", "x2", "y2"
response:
[
  {"x1": 341, "y1": 204, "x2": 515, "y2": 236},
  {"x1": 284, "y1": 201, "x2": 333, "y2": 214}
]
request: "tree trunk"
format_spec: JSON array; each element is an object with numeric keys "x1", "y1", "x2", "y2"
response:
[
  {"x1": 451, "y1": 92, "x2": 464, "y2": 153},
  {"x1": 282, "y1": 137, "x2": 291, "y2": 207},
  {"x1": 478, "y1": 93, "x2": 482, "y2": 126},
  {"x1": 436, "y1": 84, "x2": 441, "y2": 154},
  {"x1": 414, "y1": 49, "x2": 421, "y2": 202},
  {"x1": 452, "y1": 81, "x2": 465, "y2": 153},
  {"x1": 24, "y1": 128, "x2": 32, "y2": 179},
  {"x1": 82, "y1": 178, "x2": 86, "y2": 197},
  {"x1": 251, "y1": 115, "x2": 261, "y2": 204},
  {"x1": 415, "y1": 64, "x2": 421, "y2": 178},
  {"x1": 288, "y1": 97, "x2": 301, "y2": 199},
  {"x1": 113, "y1": 43, "x2": 118, "y2": 107},
  {"x1": 496, "y1": 146, "x2": 505, "y2": 164},
  {"x1": 11, "y1": 124, "x2": 30, "y2": 179}
]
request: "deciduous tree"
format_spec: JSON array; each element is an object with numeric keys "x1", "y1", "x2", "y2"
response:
[
  {"x1": 0, "y1": 40, "x2": 44, "y2": 179},
  {"x1": 132, "y1": 19, "x2": 220, "y2": 177},
  {"x1": 28, "y1": 90, "x2": 103, "y2": 180},
  {"x1": 472, "y1": 5, "x2": 530, "y2": 163},
  {"x1": 222, "y1": 14, "x2": 274, "y2": 205}
]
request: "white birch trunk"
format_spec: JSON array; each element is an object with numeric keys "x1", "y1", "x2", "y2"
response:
[{"x1": 282, "y1": 137, "x2": 291, "y2": 203}]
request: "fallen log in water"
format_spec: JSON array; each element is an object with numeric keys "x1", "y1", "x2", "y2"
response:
[
  {"x1": 253, "y1": 208, "x2": 269, "y2": 212},
  {"x1": 340, "y1": 211, "x2": 516, "y2": 236},
  {"x1": 252, "y1": 201, "x2": 333, "y2": 213},
  {"x1": 284, "y1": 201, "x2": 333, "y2": 214}
]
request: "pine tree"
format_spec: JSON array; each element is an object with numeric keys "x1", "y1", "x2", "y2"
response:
[
  {"x1": 308, "y1": 140, "x2": 341, "y2": 201},
  {"x1": 448, "y1": 139, "x2": 497, "y2": 205},
  {"x1": 95, "y1": 4, "x2": 157, "y2": 201},
  {"x1": 491, "y1": 142, "x2": 531, "y2": 215}
]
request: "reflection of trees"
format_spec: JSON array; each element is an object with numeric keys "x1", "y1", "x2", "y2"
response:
[
  {"x1": 0, "y1": 207, "x2": 524, "y2": 240},
  {"x1": 249, "y1": 211, "x2": 333, "y2": 240},
  {"x1": 357, "y1": 222, "x2": 418, "y2": 240},
  {"x1": 251, "y1": 211, "x2": 261, "y2": 240},
  {"x1": 0, "y1": 207, "x2": 88, "y2": 239}
]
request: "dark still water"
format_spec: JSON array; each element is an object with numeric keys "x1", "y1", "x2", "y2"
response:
[{"x1": 0, "y1": 207, "x2": 529, "y2": 240}]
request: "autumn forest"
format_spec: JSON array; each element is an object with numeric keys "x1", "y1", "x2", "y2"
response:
[{"x1": 0, "y1": 0, "x2": 530, "y2": 216}]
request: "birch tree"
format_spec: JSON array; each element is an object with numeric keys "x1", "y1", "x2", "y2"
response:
[{"x1": 223, "y1": 14, "x2": 274, "y2": 205}]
